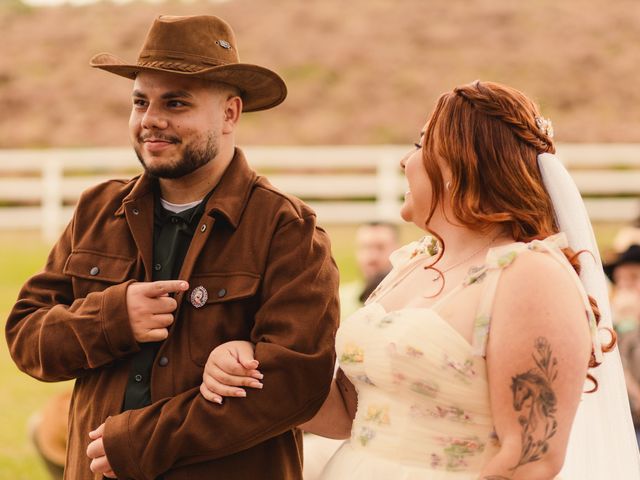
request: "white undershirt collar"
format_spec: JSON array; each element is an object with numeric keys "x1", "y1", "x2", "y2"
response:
[{"x1": 159, "y1": 197, "x2": 203, "y2": 214}]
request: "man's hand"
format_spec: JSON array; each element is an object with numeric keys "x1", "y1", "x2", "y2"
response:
[
  {"x1": 126, "y1": 280, "x2": 189, "y2": 343},
  {"x1": 87, "y1": 423, "x2": 116, "y2": 478}
]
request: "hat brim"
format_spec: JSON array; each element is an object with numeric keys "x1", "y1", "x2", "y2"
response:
[{"x1": 90, "y1": 53, "x2": 287, "y2": 112}]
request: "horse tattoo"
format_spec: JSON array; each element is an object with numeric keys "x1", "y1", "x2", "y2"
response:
[{"x1": 509, "y1": 336, "x2": 558, "y2": 470}]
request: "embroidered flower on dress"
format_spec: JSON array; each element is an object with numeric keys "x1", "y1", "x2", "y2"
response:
[
  {"x1": 463, "y1": 265, "x2": 488, "y2": 286},
  {"x1": 340, "y1": 343, "x2": 364, "y2": 363},
  {"x1": 443, "y1": 354, "x2": 477, "y2": 384},
  {"x1": 497, "y1": 250, "x2": 517, "y2": 268},
  {"x1": 410, "y1": 235, "x2": 439, "y2": 259},
  {"x1": 434, "y1": 436, "x2": 486, "y2": 471},
  {"x1": 410, "y1": 404, "x2": 472, "y2": 423},
  {"x1": 428, "y1": 405, "x2": 473, "y2": 423},
  {"x1": 358, "y1": 426, "x2": 376, "y2": 446},
  {"x1": 364, "y1": 405, "x2": 390, "y2": 425},
  {"x1": 392, "y1": 371, "x2": 407, "y2": 385},
  {"x1": 405, "y1": 345, "x2": 424, "y2": 358},
  {"x1": 377, "y1": 312, "x2": 399, "y2": 328},
  {"x1": 472, "y1": 314, "x2": 491, "y2": 354},
  {"x1": 410, "y1": 380, "x2": 439, "y2": 397}
]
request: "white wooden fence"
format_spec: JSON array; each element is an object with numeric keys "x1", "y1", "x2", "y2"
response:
[{"x1": 0, "y1": 144, "x2": 639, "y2": 241}]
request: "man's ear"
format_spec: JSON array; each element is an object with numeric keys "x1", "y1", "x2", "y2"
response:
[{"x1": 222, "y1": 96, "x2": 242, "y2": 134}]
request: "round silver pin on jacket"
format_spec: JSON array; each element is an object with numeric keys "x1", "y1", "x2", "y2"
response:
[
  {"x1": 216, "y1": 39, "x2": 231, "y2": 49},
  {"x1": 190, "y1": 286, "x2": 208, "y2": 308}
]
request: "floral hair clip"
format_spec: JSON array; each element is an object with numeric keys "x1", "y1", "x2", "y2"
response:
[{"x1": 535, "y1": 115, "x2": 554, "y2": 139}]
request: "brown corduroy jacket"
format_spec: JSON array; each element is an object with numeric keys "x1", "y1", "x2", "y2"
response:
[{"x1": 6, "y1": 148, "x2": 340, "y2": 480}]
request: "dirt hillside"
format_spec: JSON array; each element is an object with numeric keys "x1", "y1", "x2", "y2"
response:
[{"x1": 1, "y1": 0, "x2": 639, "y2": 147}]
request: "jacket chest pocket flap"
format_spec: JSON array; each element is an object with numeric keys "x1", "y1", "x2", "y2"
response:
[
  {"x1": 64, "y1": 250, "x2": 135, "y2": 296},
  {"x1": 187, "y1": 272, "x2": 261, "y2": 366},
  {"x1": 189, "y1": 272, "x2": 261, "y2": 305}
]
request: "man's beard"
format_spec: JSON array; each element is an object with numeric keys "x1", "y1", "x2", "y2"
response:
[{"x1": 134, "y1": 133, "x2": 218, "y2": 179}]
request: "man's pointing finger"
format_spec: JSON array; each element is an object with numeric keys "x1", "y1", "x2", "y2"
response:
[{"x1": 144, "y1": 280, "x2": 189, "y2": 297}]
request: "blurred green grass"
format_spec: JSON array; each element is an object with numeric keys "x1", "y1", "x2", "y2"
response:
[{"x1": 0, "y1": 222, "x2": 622, "y2": 478}]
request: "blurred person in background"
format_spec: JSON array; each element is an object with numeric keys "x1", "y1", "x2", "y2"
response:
[
  {"x1": 339, "y1": 222, "x2": 400, "y2": 317},
  {"x1": 198, "y1": 80, "x2": 640, "y2": 479},
  {"x1": 605, "y1": 244, "x2": 640, "y2": 336},
  {"x1": 5, "y1": 14, "x2": 339, "y2": 480},
  {"x1": 605, "y1": 244, "x2": 640, "y2": 445}
]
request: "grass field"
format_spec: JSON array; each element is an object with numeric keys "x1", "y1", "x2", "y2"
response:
[{"x1": 0, "y1": 222, "x2": 623, "y2": 478}]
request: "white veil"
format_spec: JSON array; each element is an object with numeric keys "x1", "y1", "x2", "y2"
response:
[{"x1": 537, "y1": 152, "x2": 640, "y2": 479}]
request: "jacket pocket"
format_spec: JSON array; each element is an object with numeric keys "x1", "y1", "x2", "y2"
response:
[
  {"x1": 186, "y1": 272, "x2": 261, "y2": 366},
  {"x1": 64, "y1": 250, "x2": 135, "y2": 297}
]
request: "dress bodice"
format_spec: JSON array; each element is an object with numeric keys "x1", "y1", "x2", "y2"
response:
[
  {"x1": 324, "y1": 233, "x2": 598, "y2": 479},
  {"x1": 337, "y1": 302, "x2": 499, "y2": 472}
]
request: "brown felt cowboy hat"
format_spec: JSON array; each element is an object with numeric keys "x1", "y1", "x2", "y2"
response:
[{"x1": 90, "y1": 15, "x2": 287, "y2": 112}]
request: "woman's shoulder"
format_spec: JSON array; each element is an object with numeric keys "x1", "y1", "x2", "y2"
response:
[{"x1": 488, "y1": 234, "x2": 586, "y2": 310}]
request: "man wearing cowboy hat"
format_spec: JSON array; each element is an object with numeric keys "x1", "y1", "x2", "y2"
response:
[{"x1": 6, "y1": 15, "x2": 339, "y2": 480}]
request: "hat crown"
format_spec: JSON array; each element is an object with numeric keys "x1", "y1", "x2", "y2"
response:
[
  {"x1": 138, "y1": 15, "x2": 239, "y2": 67},
  {"x1": 89, "y1": 14, "x2": 287, "y2": 112}
]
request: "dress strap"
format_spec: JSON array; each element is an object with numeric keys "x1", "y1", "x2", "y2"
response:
[
  {"x1": 471, "y1": 267, "x2": 503, "y2": 357},
  {"x1": 469, "y1": 243, "x2": 528, "y2": 356},
  {"x1": 469, "y1": 233, "x2": 602, "y2": 361}
]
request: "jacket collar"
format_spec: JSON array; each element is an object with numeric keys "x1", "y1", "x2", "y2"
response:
[
  {"x1": 115, "y1": 147, "x2": 257, "y2": 229},
  {"x1": 204, "y1": 147, "x2": 257, "y2": 229},
  {"x1": 114, "y1": 172, "x2": 154, "y2": 217}
]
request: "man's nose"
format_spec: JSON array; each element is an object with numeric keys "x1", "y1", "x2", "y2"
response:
[{"x1": 141, "y1": 105, "x2": 168, "y2": 130}]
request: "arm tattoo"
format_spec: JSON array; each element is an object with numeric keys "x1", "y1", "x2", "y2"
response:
[{"x1": 509, "y1": 336, "x2": 559, "y2": 471}]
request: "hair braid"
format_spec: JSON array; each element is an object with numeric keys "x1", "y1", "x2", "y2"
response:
[{"x1": 454, "y1": 80, "x2": 554, "y2": 154}]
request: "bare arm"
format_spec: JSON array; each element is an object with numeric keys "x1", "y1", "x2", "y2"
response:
[{"x1": 479, "y1": 251, "x2": 591, "y2": 479}]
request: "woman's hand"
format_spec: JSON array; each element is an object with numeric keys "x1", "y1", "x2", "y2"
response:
[{"x1": 200, "y1": 340, "x2": 263, "y2": 404}]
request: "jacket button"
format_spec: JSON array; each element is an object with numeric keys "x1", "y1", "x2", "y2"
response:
[
  {"x1": 154, "y1": 263, "x2": 162, "y2": 271},
  {"x1": 89, "y1": 266, "x2": 100, "y2": 276},
  {"x1": 132, "y1": 207, "x2": 140, "y2": 215},
  {"x1": 134, "y1": 374, "x2": 143, "y2": 382},
  {"x1": 217, "y1": 288, "x2": 226, "y2": 298},
  {"x1": 158, "y1": 356, "x2": 169, "y2": 367},
  {"x1": 200, "y1": 224, "x2": 207, "y2": 233}
]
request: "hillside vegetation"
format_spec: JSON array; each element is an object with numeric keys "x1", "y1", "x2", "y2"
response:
[{"x1": 1, "y1": 0, "x2": 639, "y2": 147}]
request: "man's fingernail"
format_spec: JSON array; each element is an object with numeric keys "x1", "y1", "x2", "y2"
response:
[
  {"x1": 237, "y1": 390, "x2": 247, "y2": 397},
  {"x1": 253, "y1": 373, "x2": 264, "y2": 380},
  {"x1": 214, "y1": 397, "x2": 223, "y2": 405}
]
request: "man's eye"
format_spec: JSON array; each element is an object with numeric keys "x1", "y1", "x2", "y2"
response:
[
  {"x1": 414, "y1": 142, "x2": 421, "y2": 149},
  {"x1": 168, "y1": 100, "x2": 187, "y2": 108},
  {"x1": 133, "y1": 99, "x2": 147, "y2": 107}
]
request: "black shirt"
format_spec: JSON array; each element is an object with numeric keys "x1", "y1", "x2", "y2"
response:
[{"x1": 121, "y1": 196, "x2": 206, "y2": 411}]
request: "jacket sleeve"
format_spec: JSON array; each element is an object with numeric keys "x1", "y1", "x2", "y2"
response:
[
  {"x1": 103, "y1": 213, "x2": 340, "y2": 479},
  {"x1": 4, "y1": 216, "x2": 139, "y2": 382}
]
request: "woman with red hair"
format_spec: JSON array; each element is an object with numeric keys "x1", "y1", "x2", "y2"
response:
[{"x1": 200, "y1": 81, "x2": 639, "y2": 479}]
